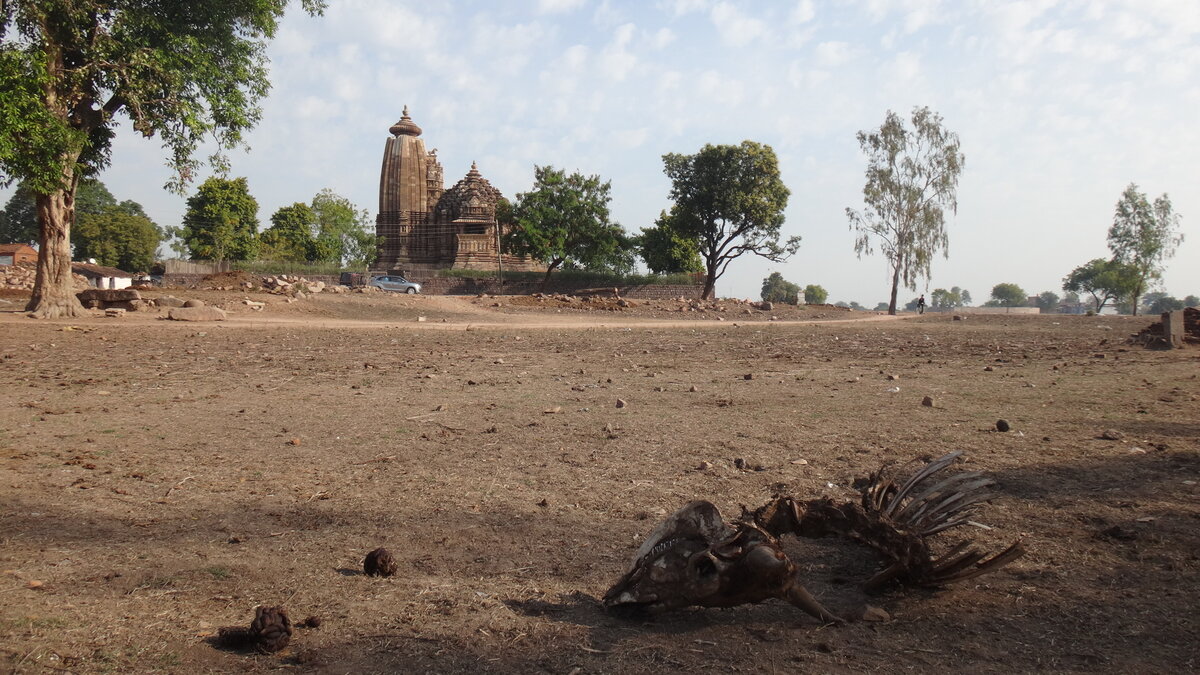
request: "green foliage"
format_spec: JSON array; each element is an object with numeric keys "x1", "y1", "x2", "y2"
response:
[
  {"x1": 261, "y1": 203, "x2": 316, "y2": 262},
  {"x1": 990, "y1": 283, "x2": 1027, "y2": 307},
  {"x1": 1062, "y1": 258, "x2": 1139, "y2": 313},
  {"x1": 0, "y1": 0, "x2": 324, "y2": 315},
  {"x1": 178, "y1": 177, "x2": 260, "y2": 261},
  {"x1": 804, "y1": 284, "x2": 828, "y2": 305},
  {"x1": 761, "y1": 272, "x2": 800, "y2": 304},
  {"x1": 662, "y1": 141, "x2": 797, "y2": 299},
  {"x1": 73, "y1": 205, "x2": 160, "y2": 273},
  {"x1": 1035, "y1": 291, "x2": 1060, "y2": 312},
  {"x1": 929, "y1": 286, "x2": 970, "y2": 311},
  {"x1": 310, "y1": 189, "x2": 376, "y2": 268},
  {"x1": 506, "y1": 166, "x2": 634, "y2": 282},
  {"x1": 873, "y1": 302, "x2": 889, "y2": 311},
  {"x1": 1184, "y1": 295, "x2": 1200, "y2": 308},
  {"x1": 847, "y1": 106, "x2": 964, "y2": 314},
  {"x1": 1107, "y1": 183, "x2": 1184, "y2": 315},
  {"x1": 1, "y1": 182, "x2": 38, "y2": 243},
  {"x1": 639, "y1": 210, "x2": 704, "y2": 275},
  {"x1": 1143, "y1": 292, "x2": 1184, "y2": 314},
  {"x1": 230, "y1": 259, "x2": 344, "y2": 276}
]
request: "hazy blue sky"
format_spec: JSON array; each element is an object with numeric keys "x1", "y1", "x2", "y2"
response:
[{"x1": 7, "y1": 0, "x2": 1197, "y2": 304}]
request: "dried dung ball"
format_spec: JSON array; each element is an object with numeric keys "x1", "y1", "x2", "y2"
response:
[
  {"x1": 996, "y1": 419, "x2": 1011, "y2": 432},
  {"x1": 364, "y1": 547, "x2": 398, "y2": 577},
  {"x1": 299, "y1": 616, "x2": 323, "y2": 629},
  {"x1": 250, "y1": 605, "x2": 293, "y2": 654}
]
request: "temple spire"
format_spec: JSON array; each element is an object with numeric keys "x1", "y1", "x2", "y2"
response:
[{"x1": 389, "y1": 105, "x2": 422, "y2": 137}]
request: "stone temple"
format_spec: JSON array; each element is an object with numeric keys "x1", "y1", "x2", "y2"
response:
[{"x1": 374, "y1": 107, "x2": 541, "y2": 273}]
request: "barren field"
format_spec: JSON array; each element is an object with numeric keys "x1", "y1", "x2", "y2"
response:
[{"x1": 1, "y1": 291, "x2": 1197, "y2": 674}]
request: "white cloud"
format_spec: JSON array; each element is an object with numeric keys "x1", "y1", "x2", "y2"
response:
[
  {"x1": 660, "y1": 0, "x2": 709, "y2": 17},
  {"x1": 710, "y1": 2, "x2": 768, "y2": 46},
  {"x1": 791, "y1": 0, "x2": 816, "y2": 24},
  {"x1": 650, "y1": 27, "x2": 677, "y2": 49},
  {"x1": 600, "y1": 23, "x2": 639, "y2": 80},
  {"x1": 537, "y1": 0, "x2": 587, "y2": 14},
  {"x1": 815, "y1": 41, "x2": 854, "y2": 67}
]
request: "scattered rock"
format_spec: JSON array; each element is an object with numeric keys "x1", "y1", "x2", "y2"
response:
[
  {"x1": 104, "y1": 308, "x2": 126, "y2": 318},
  {"x1": 183, "y1": 298, "x2": 205, "y2": 308},
  {"x1": 543, "y1": 406, "x2": 562, "y2": 414},
  {"x1": 1100, "y1": 429, "x2": 1125, "y2": 441},
  {"x1": 921, "y1": 396, "x2": 935, "y2": 407},
  {"x1": 537, "y1": 498, "x2": 550, "y2": 507},
  {"x1": 791, "y1": 458, "x2": 809, "y2": 465},
  {"x1": 697, "y1": 461, "x2": 714, "y2": 471},
  {"x1": 417, "y1": 316, "x2": 426, "y2": 322},
  {"x1": 167, "y1": 306, "x2": 227, "y2": 321},
  {"x1": 298, "y1": 616, "x2": 322, "y2": 629},
  {"x1": 983, "y1": 365, "x2": 994, "y2": 372},
  {"x1": 996, "y1": 419, "x2": 1011, "y2": 432},
  {"x1": 287, "y1": 438, "x2": 301, "y2": 446},
  {"x1": 615, "y1": 399, "x2": 627, "y2": 409},
  {"x1": 364, "y1": 548, "x2": 398, "y2": 577},
  {"x1": 689, "y1": 385, "x2": 698, "y2": 392},
  {"x1": 953, "y1": 315, "x2": 965, "y2": 321},
  {"x1": 886, "y1": 374, "x2": 899, "y2": 381},
  {"x1": 743, "y1": 373, "x2": 754, "y2": 380},
  {"x1": 27, "y1": 580, "x2": 43, "y2": 589}
]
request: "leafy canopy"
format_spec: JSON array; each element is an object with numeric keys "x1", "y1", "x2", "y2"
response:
[
  {"x1": 847, "y1": 106, "x2": 964, "y2": 314},
  {"x1": 760, "y1": 271, "x2": 800, "y2": 304},
  {"x1": 1062, "y1": 258, "x2": 1139, "y2": 313},
  {"x1": 990, "y1": 283, "x2": 1027, "y2": 307},
  {"x1": 639, "y1": 209, "x2": 703, "y2": 275},
  {"x1": 310, "y1": 189, "x2": 377, "y2": 268},
  {"x1": 663, "y1": 141, "x2": 797, "y2": 299},
  {"x1": 261, "y1": 203, "x2": 316, "y2": 263},
  {"x1": 175, "y1": 176, "x2": 259, "y2": 261},
  {"x1": 804, "y1": 283, "x2": 828, "y2": 305},
  {"x1": 1107, "y1": 183, "x2": 1184, "y2": 315},
  {"x1": 507, "y1": 165, "x2": 634, "y2": 283},
  {"x1": 0, "y1": 0, "x2": 327, "y2": 194}
]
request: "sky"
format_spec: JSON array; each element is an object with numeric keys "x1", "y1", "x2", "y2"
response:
[{"x1": 6, "y1": 0, "x2": 1199, "y2": 305}]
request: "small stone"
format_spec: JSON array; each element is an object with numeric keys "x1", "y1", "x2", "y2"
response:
[
  {"x1": 984, "y1": 365, "x2": 994, "y2": 372},
  {"x1": 1101, "y1": 429, "x2": 1125, "y2": 441},
  {"x1": 689, "y1": 385, "x2": 698, "y2": 392},
  {"x1": 288, "y1": 438, "x2": 301, "y2": 446},
  {"x1": 697, "y1": 461, "x2": 713, "y2": 470},
  {"x1": 27, "y1": 580, "x2": 43, "y2": 589},
  {"x1": 921, "y1": 396, "x2": 935, "y2": 407},
  {"x1": 733, "y1": 458, "x2": 747, "y2": 470},
  {"x1": 537, "y1": 498, "x2": 549, "y2": 507},
  {"x1": 167, "y1": 306, "x2": 227, "y2": 321},
  {"x1": 543, "y1": 406, "x2": 562, "y2": 414},
  {"x1": 615, "y1": 399, "x2": 627, "y2": 408},
  {"x1": 886, "y1": 374, "x2": 899, "y2": 381},
  {"x1": 1093, "y1": 353, "x2": 1106, "y2": 359},
  {"x1": 791, "y1": 458, "x2": 809, "y2": 465},
  {"x1": 743, "y1": 373, "x2": 754, "y2": 380},
  {"x1": 183, "y1": 298, "x2": 205, "y2": 308},
  {"x1": 996, "y1": 419, "x2": 1010, "y2": 432},
  {"x1": 861, "y1": 606, "x2": 890, "y2": 622},
  {"x1": 417, "y1": 316, "x2": 426, "y2": 322}
]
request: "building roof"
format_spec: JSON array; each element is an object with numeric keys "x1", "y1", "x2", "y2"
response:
[
  {"x1": 0, "y1": 243, "x2": 37, "y2": 254},
  {"x1": 71, "y1": 262, "x2": 133, "y2": 278}
]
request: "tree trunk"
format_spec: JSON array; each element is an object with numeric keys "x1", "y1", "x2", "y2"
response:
[
  {"x1": 701, "y1": 260, "x2": 718, "y2": 300},
  {"x1": 887, "y1": 263, "x2": 901, "y2": 315},
  {"x1": 26, "y1": 187, "x2": 86, "y2": 319},
  {"x1": 540, "y1": 258, "x2": 562, "y2": 291}
]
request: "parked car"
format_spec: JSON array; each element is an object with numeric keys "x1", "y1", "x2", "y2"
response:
[{"x1": 370, "y1": 275, "x2": 421, "y2": 294}]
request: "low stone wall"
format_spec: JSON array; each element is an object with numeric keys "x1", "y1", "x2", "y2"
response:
[
  {"x1": 956, "y1": 307, "x2": 1041, "y2": 315},
  {"x1": 412, "y1": 276, "x2": 704, "y2": 299}
]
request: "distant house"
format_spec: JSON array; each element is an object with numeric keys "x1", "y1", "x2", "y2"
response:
[
  {"x1": 0, "y1": 243, "x2": 38, "y2": 266},
  {"x1": 72, "y1": 263, "x2": 134, "y2": 290}
]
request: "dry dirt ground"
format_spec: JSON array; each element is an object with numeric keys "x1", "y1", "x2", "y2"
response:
[{"x1": 0, "y1": 290, "x2": 1197, "y2": 674}]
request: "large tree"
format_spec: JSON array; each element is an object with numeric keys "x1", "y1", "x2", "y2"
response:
[
  {"x1": 847, "y1": 106, "x2": 964, "y2": 315},
  {"x1": 1062, "y1": 258, "x2": 1138, "y2": 313},
  {"x1": 760, "y1": 271, "x2": 800, "y2": 304},
  {"x1": 662, "y1": 141, "x2": 798, "y2": 299},
  {"x1": 990, "y1": 283, "x2": 1027, "y2": 308},
  {"x1": 638, "y1": 209, "x2": 703, "y2": 275},
  {"x1": 261, "y1": 202, "x2": 316, "y2": 263},
  {"x1": 1107, "y1": 183, "x2": 1184, "y2": 315},
  {"x1": 175, "y1": 177, "x2": 260, "y2": 261},
  {"x1": 0, "y1": 0, "x2": 324, "y2": 317},
  {"x1": 506, "y1": 165, "x2": 632, "y2": 287},
  {"x1": 310, "y1": 189, "x2": 376, "y2": 268},
  {"x1": 804, "y1": 283, "x2": 828, "y2": 305}
]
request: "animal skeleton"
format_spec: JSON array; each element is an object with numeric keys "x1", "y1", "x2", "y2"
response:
[{"x1": 604, "y1": 452, "x2": 1025, "y2": 623}]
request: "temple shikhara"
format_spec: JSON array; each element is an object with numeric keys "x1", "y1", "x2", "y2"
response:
[{"x1": 374, "y1": 107, "x2": 541, "y2": 273}]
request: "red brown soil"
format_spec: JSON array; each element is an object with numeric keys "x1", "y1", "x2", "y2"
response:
[{"x1": 0, "y1": 291, "x2": 1197, "y2": 673}]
